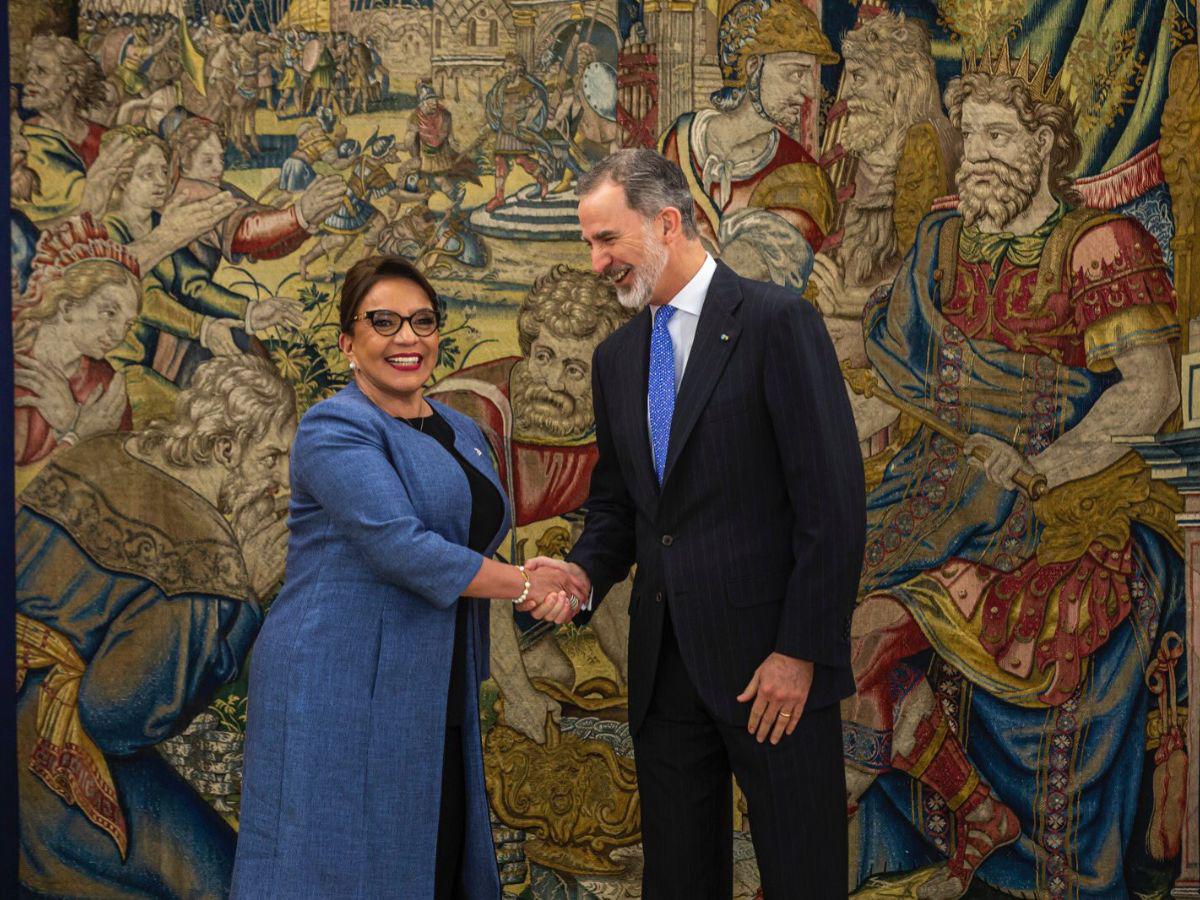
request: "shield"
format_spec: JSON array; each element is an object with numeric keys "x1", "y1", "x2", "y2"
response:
[
  {"x1": 301, "y1": 38, "x2": 324, "y2": 74},
  {"x1": 582, "y1": 61, "x2": 618, "y2": 122}
]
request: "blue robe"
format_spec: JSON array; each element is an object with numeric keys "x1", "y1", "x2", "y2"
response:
[
  {"x1": 16, "y1": 435, "x2": 262, "y2": 898},
  {"x1": 232, "y1": 383, "x2": 510, "y2": 899},
  {"x1": 851, "y1": 211, "x2": 1187, "y2": 896}
]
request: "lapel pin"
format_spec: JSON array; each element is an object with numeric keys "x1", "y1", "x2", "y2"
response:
[
  {"x1": 474, "y1": 447, "x2": 483, "y2": 456},
  {"x1": 720, "y1": 333, "x2": 730, "y2": 342}
]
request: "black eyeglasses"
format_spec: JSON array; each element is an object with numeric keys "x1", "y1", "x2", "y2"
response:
[{"x1": 351, "y1": 308, "x2": 440, "y2": 337}]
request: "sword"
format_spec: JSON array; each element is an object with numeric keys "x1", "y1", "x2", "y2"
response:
[{"x1": 842, "y1": 361, "x2": 1048, "y2": 500}]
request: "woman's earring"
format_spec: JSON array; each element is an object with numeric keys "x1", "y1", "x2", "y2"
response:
[{"x1": 348, "y1": 360, "x2": 356, "y2": 371}]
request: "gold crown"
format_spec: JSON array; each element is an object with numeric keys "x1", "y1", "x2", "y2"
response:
[{"x1": 962, "y1": 42, "x2": 1070, "y2": 109}]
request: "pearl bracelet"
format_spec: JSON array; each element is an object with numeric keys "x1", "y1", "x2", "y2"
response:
[{"x1": 512, "y1": 565, "x2": 531, "y2": 605}]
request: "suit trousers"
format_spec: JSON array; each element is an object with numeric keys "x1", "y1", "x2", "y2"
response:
[{"x1": 634, "y1": 604, "x2": 847, "y2": 899}]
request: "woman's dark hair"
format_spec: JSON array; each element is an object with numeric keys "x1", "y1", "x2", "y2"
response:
[{"x1": 339, "y1": 255, "x2": 442, "y2": 333}]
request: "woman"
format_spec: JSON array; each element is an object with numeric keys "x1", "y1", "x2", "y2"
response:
[
  {"x1": 232, "y1": 255, "x2": 585, "y2": 899},
  {"x1": 100, "y1": 127, "x2": 298, "y2": 423},
  {"x1": 14, "y1": 214, "x2": 140, "y2": 469}
]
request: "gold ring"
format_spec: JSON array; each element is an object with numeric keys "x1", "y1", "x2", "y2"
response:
[{"x1": 778, "y1": 712, "x2": 792, "y2": 718}]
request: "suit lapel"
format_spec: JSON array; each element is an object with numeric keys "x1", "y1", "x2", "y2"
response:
[
  {"x1": 661, "y1": 262, "x2": 743, "y2": 487},
  {"x1": 616, "y1": 308, "x2": 660, "y2": 509}
]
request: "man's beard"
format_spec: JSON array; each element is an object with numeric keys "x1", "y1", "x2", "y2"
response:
[
  {"x1": 957, "y1": 141, "x2": 1043, "y2": 231},
  {"x1": 604, "y1": 220, "x2": 668, "y2": 311},
  {"x1": 219, "y1": 468, "x2": 285, "y2": 545},
  {"x1": 511, "y1": 359, "x2": 595, "y2": 440},
  {"x1": 840, "y1": 99, "x2": 895, "y2": 155},
  {"x1": 748, "y1": 66, "x2": 810, "y2": 135},
  {"x1": 837, "y1": 203, "x2": 899, "y2": 287}
]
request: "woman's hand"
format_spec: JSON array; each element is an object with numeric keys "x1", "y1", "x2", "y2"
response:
[
  {"x1": 13, "y1": 354, "x2": 78, "y2": 435},
  {"x1": 517, "y1": 567, "x2": 582, "y2": 625}
]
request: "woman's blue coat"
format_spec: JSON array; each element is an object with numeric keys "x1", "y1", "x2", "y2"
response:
[{"x1": 232, "y1": 382, "x2": 510, "y2": 899}]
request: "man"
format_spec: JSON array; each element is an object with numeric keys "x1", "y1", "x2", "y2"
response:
[
  {"x1": 809, "y1": 10, "x2": 960, "y2": 320},
  {"x1": 659, "y1": 0, "x2": 837, "y2": 256},
  {"x1": 547, "y1": 41, "x2": 620, "y2": 194},
  {"x1": 840, "y1": 45, "x2": 1184, "y2": 898},
  {"x1": 431, "y1": 266, "x2": 634, "y2": 742},
  {"x1": 15, "y1": 355, "x2": 295, "y2": 897},
  {"x1": 404, "y1": 80, "x2": 477, "y2": 198},
  {"x1": 111, "y1": 23, "x2": 175, "y2": 98},
  {"x1": 16, "y1": 35, "x2": 117, "y2": 226},
  {"x1": 484, "y1": 52, "x2": 553, "y2": 211},
  {"x1": 528, "y1": 149, "x2": 865, "y2": 896}
]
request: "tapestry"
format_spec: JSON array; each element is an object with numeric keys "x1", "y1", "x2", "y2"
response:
[{"x1": 8, "y1": 0, "x2": 1198, "y2": 895}]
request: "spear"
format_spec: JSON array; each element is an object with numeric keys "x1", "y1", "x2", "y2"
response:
[{"x1": 842, "y1": 361, "x2": 1048, "y2": 499}]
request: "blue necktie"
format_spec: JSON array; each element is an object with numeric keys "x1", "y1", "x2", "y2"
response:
[{"x1": 649, "y1": 305, "x2": 678, "y2": 484}]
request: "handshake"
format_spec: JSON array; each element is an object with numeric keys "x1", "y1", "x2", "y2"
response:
[{"x1": 512, "y1": 558, "x2": 592, "y2": 625}]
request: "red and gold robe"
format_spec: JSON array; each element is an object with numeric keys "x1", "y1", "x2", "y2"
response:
[{"x1": 429, "y1": 356, "x2": 598, "y2": 527}]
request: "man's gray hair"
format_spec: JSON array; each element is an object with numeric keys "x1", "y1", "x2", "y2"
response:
[
  {"x1": 135, "y1": 355, "x2": 296, "y2": 467},
  {"x1": 577, "y1": 149, "x2": 700, "y2": 239}
]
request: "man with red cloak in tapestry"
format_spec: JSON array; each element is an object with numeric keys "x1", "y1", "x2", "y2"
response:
[
  {"x1": 836, "y1": 43, "x2": 1185, "y2": 899},
  {"x1": 658, "y1": 0, "x2": 837, "y2": 268}
]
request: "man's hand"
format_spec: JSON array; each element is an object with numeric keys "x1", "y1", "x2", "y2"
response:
[
  {"x1": 201, "y1": 318, "x2": 243, "y2": 356},
  {"x1": 525, "y1": 557, "x2": 591, "y2": 605},
  {"x1": 295, "y1": 175, "x2": 344, "y2": 228},
  {"x1": 79, "y1": 133, "x2": 139, "y2": 216},
  {"x1": 525, "y1": 557, "x2": 591, "y2": 593},
  {"x1": 809, "y1": 252, "x2": 873, "y2": 319},
  {"x1": 246, "y1": 296, "x2": 305, "y2": 334},
  {"x1": 737, "y1": 652, "x2": 814, "y2": 744},
  {"x1": 963, "y1": 433, "x2": 1036, "y2": 491},
  {"x1": 516, "y1": 557, "x2": 591, "y2": 625}
]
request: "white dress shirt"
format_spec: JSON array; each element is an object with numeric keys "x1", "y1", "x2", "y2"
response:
[{"x1": 649, "y1": 252, "x2": 717, "y2": 398}]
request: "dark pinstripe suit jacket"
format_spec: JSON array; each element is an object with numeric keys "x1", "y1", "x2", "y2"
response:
[{"x1": 568, "y1": 261, "x2": 866, "y2": 734}]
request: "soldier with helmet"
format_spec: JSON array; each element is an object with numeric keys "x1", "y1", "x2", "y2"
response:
[
  {"x1": 484, "y1": 52, "x2": 553, "y2": 211},
  {"x1": 404, "y1": 80, "x2": 477, "y2": 198},
  {"x1": 659, "y1": 0, "x2": 837, "y2": 259}
]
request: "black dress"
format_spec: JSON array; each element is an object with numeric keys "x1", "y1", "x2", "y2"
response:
[{"x1": 395, "y1": 408, "x2": 504, "y2": 900}]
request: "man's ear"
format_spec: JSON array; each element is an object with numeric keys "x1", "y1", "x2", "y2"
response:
[
  {"x1": 1036, "y1": 125, "x2": 1054, "y2": 158},
  {"x1": 214, "y1": 435, "x2": 239, "y2": 469},
  {"x1": 661, "y1": 206, "x2": 684, "y2": 242}
]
